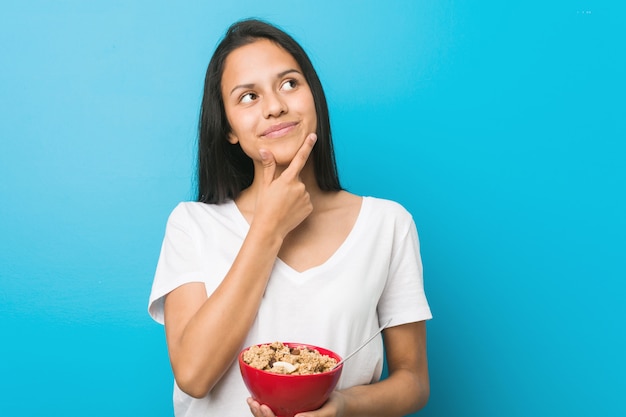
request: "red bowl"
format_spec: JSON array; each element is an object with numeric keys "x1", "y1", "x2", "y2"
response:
[{"x1": 239, "y1": 342, "x2": 343, "y2": 417}]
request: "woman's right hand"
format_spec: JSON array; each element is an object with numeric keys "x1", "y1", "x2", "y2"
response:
[
  {"x1": 252, "y1": 133, "x2": 317, "y2": 239},
  {"x1": 164, "y1": 133, "x2": 318, "y2": 398}
]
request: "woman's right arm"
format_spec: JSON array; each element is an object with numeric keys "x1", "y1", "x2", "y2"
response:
[{"x1": 163, "y1": 134, "x2": 317, "y2": 398}]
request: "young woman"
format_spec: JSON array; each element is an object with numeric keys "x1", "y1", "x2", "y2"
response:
[{"x1": 149, "y1": 18, "x2": 432, "y2": 417}]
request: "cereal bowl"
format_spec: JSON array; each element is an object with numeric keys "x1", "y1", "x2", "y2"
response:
[{"x1": 238, "y1": 342, "x2": 343, "y2": 417}]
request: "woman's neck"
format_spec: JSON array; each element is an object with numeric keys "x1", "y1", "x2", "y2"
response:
[{"x1": 235, "y1": 161, "x2": 327, "y2": 216}]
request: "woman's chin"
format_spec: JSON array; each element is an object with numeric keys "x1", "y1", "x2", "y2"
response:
[
  {"x1": 268, "y1": 147, "x2": 301, "y2": 167},
  {"x1": 254, "y1": 135, "x2": 309, "y2": 167},
  {"x1": 273, "y1": 155, "x2": 298, "y2": 167}
]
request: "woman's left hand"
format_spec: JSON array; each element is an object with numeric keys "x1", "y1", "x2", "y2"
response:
[
  {"x1": 246, "y1": 397, "x2": 276, "y2": 417},
  {"x1": 247, "y1": 392, "x2": 345, "y2": 417},
  {"x1": 246, "y1": 321, "x2": 429, "y2": 417}
]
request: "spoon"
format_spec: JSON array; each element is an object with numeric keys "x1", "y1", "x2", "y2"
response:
[{"x1": 332, "y1": 318, "x2": 392, "y2": 369}]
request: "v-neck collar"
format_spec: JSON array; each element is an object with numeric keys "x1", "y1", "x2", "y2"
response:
[{"x1": 228, "y1": 197, "x2": 369, "y2": 280}]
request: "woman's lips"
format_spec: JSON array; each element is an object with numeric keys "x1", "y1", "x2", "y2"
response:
[{"x1": 261, "y1": 122, "x2": 298, "y2": 138}]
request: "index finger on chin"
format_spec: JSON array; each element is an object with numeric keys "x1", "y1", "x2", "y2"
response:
[{"x1": 284, "y1": 133, "x2": 317, "y2": 177}]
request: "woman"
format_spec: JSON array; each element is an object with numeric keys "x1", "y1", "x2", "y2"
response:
[{"x1": 149, "y1": 18, "x2": 432, "y2": 417}]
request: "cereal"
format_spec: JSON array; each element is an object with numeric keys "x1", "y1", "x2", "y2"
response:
[{"x1": 243, "y1": 342, "x2": 337, "y2": 375}]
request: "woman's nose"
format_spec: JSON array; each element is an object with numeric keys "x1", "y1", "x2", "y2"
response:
[{"x1": 263, "y1": 92, "x2": 287, "y2": 118}]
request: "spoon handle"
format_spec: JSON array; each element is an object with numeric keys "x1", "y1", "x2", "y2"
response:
[{"x1": 333, "y1": 318, "x2": 392, "y2": 369}]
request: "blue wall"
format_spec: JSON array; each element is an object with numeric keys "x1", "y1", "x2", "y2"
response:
[{"x1": 1, "y1": 1, "x2": 624, "y2": 416}]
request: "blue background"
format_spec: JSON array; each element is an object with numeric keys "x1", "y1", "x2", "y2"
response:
[{"x1": 1, "y1": 1, "x2": 624, "y2": 416}]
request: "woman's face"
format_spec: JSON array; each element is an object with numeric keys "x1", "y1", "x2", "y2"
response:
[{"x1": 221, "y1": 39, "x2": 317, "y2": 167}]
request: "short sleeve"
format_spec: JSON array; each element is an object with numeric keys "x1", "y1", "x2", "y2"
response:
[
  {"x1": 377, "y1": 216, "x2": 432, "y2": 327},
  {"x1": 148, "y1": 203, "x2": 206, "y2": 324}
]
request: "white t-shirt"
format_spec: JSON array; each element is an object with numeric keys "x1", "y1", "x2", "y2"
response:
[{"x1": 148, "y1": 196, "x2": 432, "y2": 417}]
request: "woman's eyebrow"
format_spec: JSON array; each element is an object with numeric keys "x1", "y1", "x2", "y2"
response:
[
  {"x1": 229, "y1": 68, "x2": 302, "y2": 96},
  {"x1": 277, "y1": 68, "x2": 301, "y2": 78},
  {"x1": 229, "y1": 83, "x2": 254, "y2": 96}
]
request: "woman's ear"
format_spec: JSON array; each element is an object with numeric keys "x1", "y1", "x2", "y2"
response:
[{"x1": 227, "y1": 132, "x2": 239, "y2": 144}]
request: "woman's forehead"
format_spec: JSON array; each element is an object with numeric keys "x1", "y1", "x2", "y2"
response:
[{"x1": 222, "y1": 39, "x2": 301, "y2": 86}]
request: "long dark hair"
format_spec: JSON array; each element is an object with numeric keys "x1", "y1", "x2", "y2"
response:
[{"x1": 197, "y1": 18, "x2": 342, "y2": 203}]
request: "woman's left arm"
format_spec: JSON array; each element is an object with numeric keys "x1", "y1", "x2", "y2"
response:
[{"x1": 247, "y1": 321, "x2": 430, "y2": 417}]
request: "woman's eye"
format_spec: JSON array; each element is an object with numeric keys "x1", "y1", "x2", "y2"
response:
[
  {"x1": 240, "y1": 92, "x2": 257, "y2": 103},
  {"x1": 281, "y1": 79, "x2": 297, "y2": 91}
]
